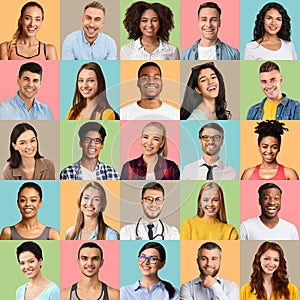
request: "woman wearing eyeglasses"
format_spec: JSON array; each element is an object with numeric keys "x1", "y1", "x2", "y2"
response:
[
  {"x1": 180, "y1": 62, "x2": 231, "y2": 120},
  {"x1": 241, "y1": 120, "x2": 298, "y2": 180},
  {"x1": 65, "y1": 181, "x2": 119, "y2": 240},
  {"x1": 120, "y1": 122, "x2": 180, "y2": 180},
  {"x1": 181, "y1": 182, "x2": 239, "y2": 240},
  {"x1": 2, "y1": 123, "x2": 55, "y2": 180},
  {"x1": 121, "y1": 242, "x2": 179, "y2": 299}
]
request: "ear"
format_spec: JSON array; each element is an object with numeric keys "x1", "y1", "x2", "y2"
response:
[
  {"x1": 100, "y1": 259, "x2": 104, "y2": 268},
  {"x1": 38, "y1": 200, "x2": 42, "y2": 208},
  {"x1": 158, "y1": 261, "x2": 166, "y2": 270},
  {"x1": 140, "y1": 198, "x2": 143, "y2": 206},
  {"x1": 195, "y1": 87, "x2": 201, "y2": 95},
  {"x1": 12, "y1": 143, "x2": 17, "y2": 150}
]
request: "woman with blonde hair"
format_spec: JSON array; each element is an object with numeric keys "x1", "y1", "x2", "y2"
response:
[
  {"x1": 0, "y1": 1, "x2": 57, "y2": 60},
  {"x1": 65, "y1": 181, "x2": 119, "y2": 240},
  {"x1": 181, "y1": 182, "x2": 239, "y2": 240},
  {"x1": 121, "y1": 121, "x2": 179, "y2": 180}
]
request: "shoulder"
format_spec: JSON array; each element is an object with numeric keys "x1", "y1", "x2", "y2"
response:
[
  {"x1": 0, "y1": 226, "x2": 11, "y2": 240},
  {"x1": 100, "y1": 32, "x2": 116, "y2": 44},
  {"x1": 49, "y1": 227, "x2": 60, "y2": 240},
  {"x1": 240, "y1": 282, "x2": 251, "y2": 293},
  {"x1": 65, "y1": 226, "x2": 74, "y2": 239},
  {"x1": 2, "y1": 163, "x2": 13, "y2": 179},
  {"x1": 219, "y1": 39, "x2": 239, "y2": 53},
  {"x1": 245, "y1": 41, "x2": 259, "y2": 49},
  {"x1": 107, "y1": 285, "x2": 120, "y2": 300},
  {"x1": 0, "y1": 42, "x2": 9, "y2": 59},
  {"x1": 165, "y1": 158, "x2": 179, "y2": 168},
  {"x1": 45, "y1": 43, "x2": 57, "y2": 60},
  {"x1": 60, "y1": 287, "x2": 72, "y2": 300},
  {"x1": 105, "y1": 227, "x2": 120, "y2": 240},
  {"x1": 16, "y1": 283, "x2": 27, "y2": 296},
  {"x1": 288, "y1": 282, "x2": 299, "y2": 294},
  {"x1": 47, "y1": 282, "x2": 60, "y2": 294},
  {"x1": 63, "y1": 30, "x2": 80, "y2": 42},
  {"x1": 283, "y1": 166, "x2": 299, "y2": 180},
  {"x1": 281, "y1": 40, "x2": 295, "y2": 47},
  {"x1": 241, "y1": 167, "x2": 255, "y2": 180},
  {"x1": 180, "y1": 40, "x2": 199, "y2": 58}
]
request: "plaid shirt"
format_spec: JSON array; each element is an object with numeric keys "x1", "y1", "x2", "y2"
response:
[
  {"x1": 60, "y1": 160, "x2": 120, "y2": 180},
  {"x1": 120, "y1": 155, "x2": 180, "y2": 180}
]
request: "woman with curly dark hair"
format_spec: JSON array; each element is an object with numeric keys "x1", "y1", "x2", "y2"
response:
[
  {"x1": 121, "y1": 1, "x2": 179, "y2": 60},
  {"x1": 241, "y1": 120, "x2": 298, "y2": 180},
  {"x1": 241, "y1": 241, "x2": 299, "y2": 300},
  {"x1": 244, "y1": 2, "x2": 297, "y2": 60},
  {"x1": 180, "y1": 62, "x2": 231, "y2": 120}
]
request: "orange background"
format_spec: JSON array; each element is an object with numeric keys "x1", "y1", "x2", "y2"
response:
[
  {"x1": 240, "y1": 120, "x2": 300, "y2": 177},
  {"x1": 120, "y1": 60, "x2": 180, "y2": 109},
  {"x1": 60, "y1": 180, "x2": 120, "y2": 240},
  {"x1": 180, "y1": 240, "x2": 240, "y2": 286},
  {"x1": 1, "y1": 0, "x2": 60, "y2": 58}
]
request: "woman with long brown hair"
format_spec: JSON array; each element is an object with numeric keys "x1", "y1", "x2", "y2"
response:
[
  {"x1": 65, "y1": 181, "x2": 119, "y2": 240},
  {"x1": 241, "y1": 241, "x2": 298, "y2": 299}
]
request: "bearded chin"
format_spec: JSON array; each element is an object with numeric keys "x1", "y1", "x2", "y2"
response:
[{"x1": 199, "y1": 266, "x2": 219, "y2": 278}]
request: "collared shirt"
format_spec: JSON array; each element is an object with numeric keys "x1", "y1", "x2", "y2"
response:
[
  {"x1": 121, "y1": 281, "x2": 179, "y2": 300},
  {"x1": 60, "y1": 160, "x2": 120, "y2": 180},
  {"x1": 246, "y1": 94, "x2": 300, "y2": 120},
  {"x1": 180, "y1": 276, "x2": 239, "y2": 300},
  {"x1": 65, "y1": 226, "x2": 119, "y2": 240},
  {"x1": 181, "y1": 157, "x2": 239, "y2": 180},
  {"x1": 121, "y1": 154, "x2": 180, "y2": 180},
  {"x1": 180, "y1": 38, "x2": 240, "y2": 60},
  {"x1": 0, "y1": 92, "x2": 53, "y2": 120},
  {"x1": 62, "y1": 30, "x2": 117, "y2": 60},
  {"x1": 120, "y1": 37, "x2": 179, "y2": 60},
  {"x1": 120, "y1": 217, "x2": 180, "y2": 240}
]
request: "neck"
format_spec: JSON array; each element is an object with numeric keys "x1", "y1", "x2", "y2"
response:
[
  {"x1": 143, "y1": 215, "x2": 159, "y2": 223},
  {"x1": 80, "y1": 157, "x2": 98, "y2": 171},
  {"x1": 79, "y1": 275, "x2": 101, "y2": 287},
  {"x1": 20, "y1": 158, "x2": 36, "y2": 168},
  {"x1": 266, "y1": 94, "x2": 283, "y2": 102},
  {"x1": 262, "y1": 273, "x2": 273, "y2": 283},
  {"x1": 19, "y1": 218, "x2": 40, "y2": 229},
  {"x1": 140, "y1": 36, "x2": 159, "y2": 45},
  {"x1": 138, "y1": 98, "x2": 162, "y2": 109},
  {"x1": 29, "y1": 272, "x2": 46, "y2": 285},
  {"x1": 202, "y1": 154, "x2": 219, "y2": 165},
  {"x1": 19, "y1": 36, "x2": 39, "y2": 46},
  {"x1": 83, "y1": 215, "x2": 99, "y2": 230},
  {"x1": 83, "y1": 32, "x2": 98, "y2": 45},
  {"x1": 260, "y1": 160, "x2": 278, "y2": 168},
  {"x1": 18, "y1": 92, "x2": 34, "y2": 110},
  {"x1": 262, "y1": 33, "x2": 280, "y2": 42},
  {"x1": 140, "y1": 275, "x2": 160, "y2": 292},
  {"x1": 199, "y1": 38, "x2": 217, "y2": 47},
  {"x1": 260, "y1": 215, "x2": 279, "y2": 228}
]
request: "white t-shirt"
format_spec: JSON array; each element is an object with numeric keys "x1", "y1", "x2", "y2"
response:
[
  {"x1": 198, "y1": 45, "x2": 217, "y2": 60},
  {"x1": 240, "y1": 216, "x2": 299, "y2": 240},
  {"x1": 120, "y1": 101, "x2": 179, "y2": 120},
  {"x1": 244, "y1": 39, "x2": 297, "y2": 60},
  {"x1": 81, "y1": 166, "x2": 97, "y2": 180}
]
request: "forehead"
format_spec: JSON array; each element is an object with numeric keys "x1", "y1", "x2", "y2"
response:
[
  {"x1": 79, "y1": 247, "x2": 102, "y2": 258},
  {"x1": 84, "y1": 7, "x2": 105, "y2": 18},
  {"x1": 19, "y1": 187, "x2": 40, "y2": 197},
  {"x1": 260, "y1": 136, "x2": 279, "y2": 145},
  {"x1": 142, "y1": 125, "x2": 163, "y2": 136},
  {"x1": 23, "y1": 6, "x2": 43, "y2": 17},
  {"x1": 200, "y1": 187, "x2": 219, "y2": 199},
  {"x1": 140, "y1": 248, "x2": 160, "y2": 257},
  {"x1": 79, "y1": 69, "x2": 97, "y2": 78},
  {"x1": 261, "y1": 188, "x2": 281, "y2": 197},
  {"x1": 199, "y1": 68, "x2": 215, "y2": 78},
  {"x1": 143, "y1": 188, "x2": 163, "y2": 197},
  {"x1": 261, "y1": 249, "x2": 280, "y2": 259},
  {"x1": 84, "y1": 130, "x2": 102, "y2": 139},
  {"x1": 265, "y1": 8, "x2": 281, "y2": 17},
  {"x1": 199, "y1": 248, "x2": 220, "y2": 258},
  {"x1": 83, "y1": 187, "x2": 101, "y2": 197},
  {"x1": 201, "y1": 128, "x2": 222, "y2": 136},
  {"x1": 16, "y1": 130, "x2": 36, "y2": 141},
  {"x1": 19, "y1": 71, "x2": 40, "y2": 80},
  {"x1": 19, "y1": 251, "x2": 36, "y2": 261},
  {"x1": 139, "y1": 66, "x2": 161, "y2": 77},
  {"x1": 260, "y1": 70, "x2": 281, "y2": 80},
  {"x1": 199, "y1": 7, "x2": 220, "y2": 19},
  {"x1": 141, "y1": 9, "x2": 159, "y2": 18}
]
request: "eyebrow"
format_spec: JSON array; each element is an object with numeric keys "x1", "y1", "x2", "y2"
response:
[{"x1": 199, "y1": 72, "x2": 216, "y2": 80}]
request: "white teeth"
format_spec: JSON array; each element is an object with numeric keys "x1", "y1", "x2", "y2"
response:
[{"x1": 207, "y1": 87, "x2": 216, "y2": 91}]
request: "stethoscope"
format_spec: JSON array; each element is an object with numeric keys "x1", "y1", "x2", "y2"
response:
[{"x1": 135, "y1": 218, "x2": 165, "y2": 240}]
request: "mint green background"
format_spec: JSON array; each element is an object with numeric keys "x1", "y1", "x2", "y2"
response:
[
  {"x1": 180, "y1": 180, "x2": 240, "y2": 234},
  {"x1": 120, "y1": 0, "x2": 180, "y2": 48},
  {"x1": 0, "y1": 240, "x2": 60, "y2": 299},
  {"x1": 240, "y1": 60, "x2": 300, "y2": 119},
  {"x1": 60, "y1": 120, "x2": 120, "y2": 173}
]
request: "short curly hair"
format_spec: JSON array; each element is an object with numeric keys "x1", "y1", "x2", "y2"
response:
[
  {"x1": 123, "y1": 1, "x2": 175, "y2": 42},
  {"x1": 253, "y1": 2, "x2": 291, "y2": 41}
]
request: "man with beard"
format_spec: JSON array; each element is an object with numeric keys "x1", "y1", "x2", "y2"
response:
[
  {"x1": 120, "y1": 61, "x2": 179, "y2": 120},
  {"x1": 120, "y1": 182, "x2": 180, "y2": 240},
  {"x1": 61, "y1": 242, "x2": 119, "y2": 300},
  {"x1": 180, "y1": 242, "x2": 239, "y2": 300},
  {"x1": 182, "y1": 122, "x2": 238, "y2": 180},
  {"x1": 240, "y1": 183, "x2": 298, "y2": 240}
]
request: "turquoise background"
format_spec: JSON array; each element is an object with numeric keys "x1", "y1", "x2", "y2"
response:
[
  {"x1": 60, "y1": 60, "x2": 120, "y2": 119},
  {"x1": 240, "y1": 0, "x2": 300, "y2": 59},
  {"x1": 0, "y1": 180, "x2": 60, "y2": 231},
  {"x1": 120, "y1": 240, "x2": 180, "y2": 288},
  {"x1": 180, "y1": 120, "x2": 240, "y2": 174}
]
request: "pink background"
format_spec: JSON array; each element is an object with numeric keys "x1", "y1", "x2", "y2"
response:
[
  {"x1": 180, "y1": 0, "x2": 240, "y2": 51},
  {"x1": 60, "y1": 240, "x2": 120, "y2": 289},
  {"x1": 120, "y1": 120, "x2": 180, "y2": 167},
  {"x1": 0, "y1": 60, "x2": 60, "y2": 120},
  {"x1": 240, "y1": 180, "x2": 300, "y2": 233}
]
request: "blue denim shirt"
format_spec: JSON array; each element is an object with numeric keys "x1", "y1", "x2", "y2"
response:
[
  {"x1": 246, "y1": 94, "x2": 300, "y2": 120},
  {"x1": 180, "y1": 38, "x2": 240, "y2": 60}
]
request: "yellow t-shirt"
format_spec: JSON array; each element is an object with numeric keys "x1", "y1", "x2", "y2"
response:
[
  {"x1": 65, "y1": 107, "x2": 115, "y2": 120},
  {"x1": 262, "y1": 99, "x2": 283, "y2": 120}
]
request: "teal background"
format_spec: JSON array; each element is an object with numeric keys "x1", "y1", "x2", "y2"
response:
[
  {"x1": 180, "y1": 180, "x2": 240, "y2": 234},
  {"x1": 240, "y1": 0, "x2": 300, "y2": 59},
  {"x1": 120, "y1": 0, "x2": 180, "y2": 48},
  {"x1": 60, "y1": 120, "x2": 120, "y2": 174},
  {"x1": 0, "y1": 240, "x2": 60, "y2": 299},
  {"x1": 60, "y1": 60, "x2": 120, "y2": 119},
  {"x1": 0, "y1": 180, "x2": 60, "y2": 232},
  {"x1": 180, "y1": 120, "x2": 240, "y2": 174},
  {"x1": 240, "y1": 60, "x2": 300, "y2": 119},
  {"x1": 120, "y1": 240, "x2": 180, "y2": 288}
]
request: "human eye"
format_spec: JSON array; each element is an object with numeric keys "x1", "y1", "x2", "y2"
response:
[
  {"x1": 141, "y1": 18, "x2": 148, "y2": 23},
  {"x1": 142, "y1": 134, "x2": 149, "y2": 139},
  {"x1": 202, "y1": 198, "x2": 209, "y2": 203},
  {"x1": 149, "y1": 257, "x2": 157, "y2": 262},
  {"x1": 88, "y1": 79, "x2": 95, "y2": 83},
  {"x1": 93, "y1": 197, "x2": 101, "y2": 202},
  {"x1": 153, "y1": 137, "x2": 160, "y2": 142}
]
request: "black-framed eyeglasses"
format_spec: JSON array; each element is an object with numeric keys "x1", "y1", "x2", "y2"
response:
[
  {"x1": 82, "y1": 137, "x2": 103, "y2": 144},
  {"x1": 143, "y1": 196, "x2": 164, "y2": 205},
  {"x1": 200, "y1": 135, "x2": 222, "y2": 142},
  {"x1": 138, "y1": 255, "x2": 163, "y2": 264}
]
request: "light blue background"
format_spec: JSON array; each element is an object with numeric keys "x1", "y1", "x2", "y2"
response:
[
  {"x1": 0, "y1": 180, "x2": 60, "y2": 232},
  {"x1": 60, "y1": 60, "x2": 120, "y2": 119},
  {"x1": 180, "y1": 120, "x2": 240, "y2": 174},
  {"x1": 240, "y1": 0, "x2": 300, "y2": 59},
  {"x1": 120, "y1": 240, "x2": 180, "y2": 288}
]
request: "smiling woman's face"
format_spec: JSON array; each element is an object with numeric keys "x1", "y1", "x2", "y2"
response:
[{"x1": 195, "y1": 68, "x2": 219, "y2": 101}]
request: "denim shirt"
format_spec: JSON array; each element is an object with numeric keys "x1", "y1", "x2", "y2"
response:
[
  {"x1": 180, "y1": 38, "x2": 240, "y2": 60},
  {"x1": 246, "y1": 94, "x2": 300, "y2": 120}
]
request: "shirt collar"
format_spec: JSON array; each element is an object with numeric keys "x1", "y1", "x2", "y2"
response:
[
  {"x1": 199, "y1": 156, "x2": 223, "y2": 167},
  {"x1": 132, "y1": 281, "x2": 164, "y2": 291},
  {"x1": 15, "y1": 92, "x2": 36, "y2": 109},
  {"x1": 81, "y1": 29, "x2": 102, "y2": 46},
  {"x1": 134, "y1": 37, "x2": 164, "y2": 51}
]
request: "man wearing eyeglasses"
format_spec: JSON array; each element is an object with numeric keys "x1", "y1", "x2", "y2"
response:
[
  {"x1": 120, "y1": 182, "x2": 180, "y2": 240},
  {"x1": 180, "y1": 242, "x2": 239, "y2": 300},
  {"x1": 61, "y1": 242, "x2": 120, "y2": 300},
  {"x1": 182, "y1": 122, "x2": 238, "y2": 180},
  {"x1": 60, "y1": 121, "x2": 120, "y2": 180}
]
